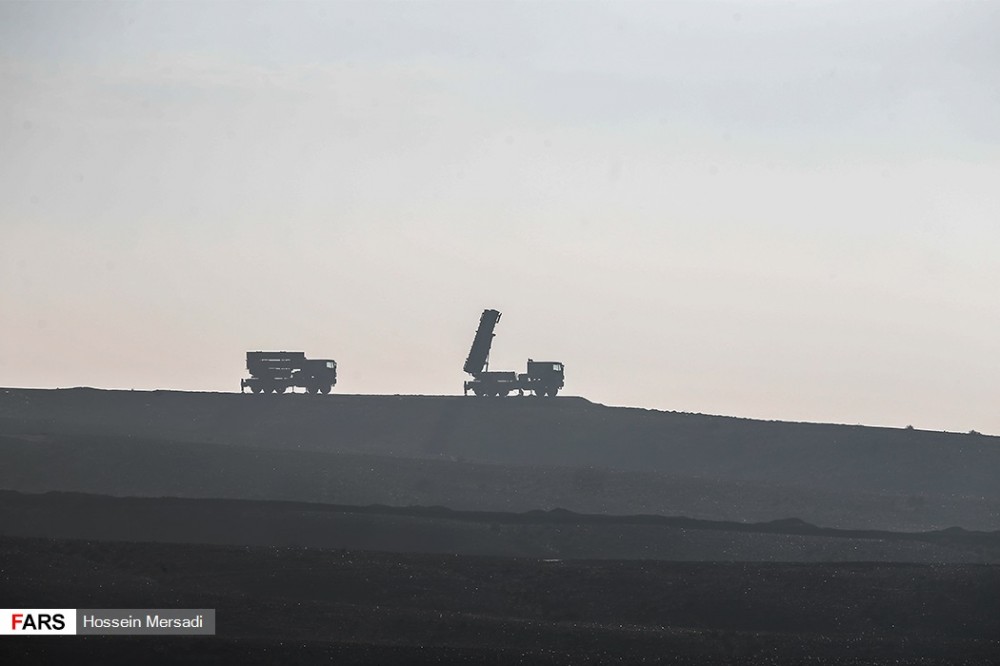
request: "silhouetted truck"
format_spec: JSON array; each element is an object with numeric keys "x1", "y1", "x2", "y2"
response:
[
  {"x1": 241, "y1": 351, "x2": 337, "y2": 394},
  {"x1": 462, "y1": 309, "x2": 565, "y2": 397}
]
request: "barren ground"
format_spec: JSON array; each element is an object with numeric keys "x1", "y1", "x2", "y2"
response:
[{"x1": 1, "y1": 388, "x2": 998, "y2": 663}]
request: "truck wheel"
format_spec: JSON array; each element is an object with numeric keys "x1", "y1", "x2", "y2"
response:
[
  {"x1": 320, "y1": 385, "x2": 331, "y2": 394},
  {"x1": 547, "y1": 388, "x2": 559, "y2": 397},
  {"x1": 497, "y1": 389, "x2": 509, "y2": 397},
  {"x1": 252, "y1": 386, "x2": 264, "y2": 394},
  {"x1": 534, "y1": 389, "x2": 545, "y2": 397},
  {"x1": 272, "y1": 386, "x2": 282, "y2": 394}
]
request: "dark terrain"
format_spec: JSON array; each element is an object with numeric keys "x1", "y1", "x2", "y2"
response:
[
  {"x1": 1, "y1": 388, "x2": 999, "y2": 663},
  {"x1": 4, "y1": 536, "x2": 1000, "y2": 664},
  {"x1": 3, "y1": 490, "x2": 1000, "y2": 563}
]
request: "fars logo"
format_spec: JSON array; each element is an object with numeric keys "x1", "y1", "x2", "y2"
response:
[{"x1": 0, "y1": 609, "x2": 77, "y2": 635}]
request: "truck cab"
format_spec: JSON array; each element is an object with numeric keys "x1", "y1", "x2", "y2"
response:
[
  {"x1": 295, "y1": 359, "x2": 337, "y2": 394},
  {"x1": 519, "y1": 359, "x2": 564, "y2": 397}
]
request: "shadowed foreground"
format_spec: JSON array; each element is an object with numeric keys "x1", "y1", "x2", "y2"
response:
[{"x1": 2, "y1": 536, "x2": 999, "y2": 664}]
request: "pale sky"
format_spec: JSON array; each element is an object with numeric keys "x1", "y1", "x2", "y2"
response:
[{"x1": 2, "y1": 1, "x2": 999, "y2": 433}]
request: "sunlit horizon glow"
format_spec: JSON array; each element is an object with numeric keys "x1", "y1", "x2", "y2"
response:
[{"x1": 2, "y1": 1, "x2": 998, "y2": 434}]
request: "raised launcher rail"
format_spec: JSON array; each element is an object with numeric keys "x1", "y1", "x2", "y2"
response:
[
  {"x1": 241, "y1": 351, "x2": 337, "y2": 395},
  {"x1": 463, "y1": 309, "x2": 502, "y2": 375}
]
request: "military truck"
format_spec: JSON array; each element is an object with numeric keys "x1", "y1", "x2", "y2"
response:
[
  {"x1": 240, "y1": 351, "x2": 337, "y2": 394},
  {"x1": 462, "y1": 309, "x2": 565, "y2": 397}
]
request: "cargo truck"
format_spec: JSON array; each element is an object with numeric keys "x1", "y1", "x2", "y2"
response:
[{"x1": 240, "y1": 351, "x2": 337, "y2": 394}]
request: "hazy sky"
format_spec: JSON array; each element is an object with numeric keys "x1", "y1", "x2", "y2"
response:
[{"x1": 2, "y1": 1, "x2": 999, "y2": 433}]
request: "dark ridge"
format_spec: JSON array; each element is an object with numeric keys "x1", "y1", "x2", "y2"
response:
[
  {"x1": 2, "y1": 388, "x2": 999, "y2": 499},
  {"x1": 3, "y1": 425, "x2": 1000, "y2": 533},
  {"x1": 2, "y1": 490, "x2": 999, "y2": 554}
]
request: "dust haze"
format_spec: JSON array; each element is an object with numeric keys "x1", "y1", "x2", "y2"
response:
[{"x1": 2, "y1": 1, "x2": 999, "y2": 431}]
